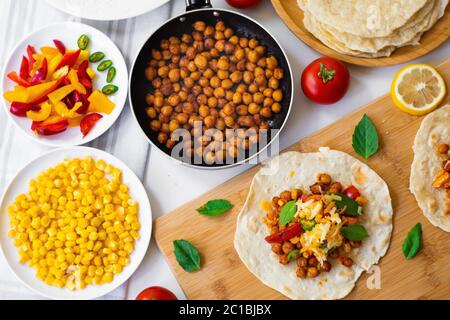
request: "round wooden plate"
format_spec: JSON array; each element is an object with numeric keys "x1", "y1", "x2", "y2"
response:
[{"x1": 271, "y1": 0, "x2": 450, "y2": 67}]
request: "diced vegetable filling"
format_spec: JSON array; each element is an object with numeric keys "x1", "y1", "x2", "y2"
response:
[
  {"x1": 262, "y1": 173, "x2": 368, "y2": 279},
  {"x1": 433, "y1": 144, "x2": 450, "y2": 214}
]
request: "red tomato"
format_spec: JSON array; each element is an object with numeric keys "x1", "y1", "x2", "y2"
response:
[
  {"x1": 342, "y1": 185, "x2": 361, "y2": 200},
  {"x1": 226, "y1": 0, "x2": 262, "y2": 9},
  {"x1": 301, "y1": 57, "x2": 350, "y2": 105},
  {"x1": 135, "y1": 286, "x2": 178, "y2": 300}
]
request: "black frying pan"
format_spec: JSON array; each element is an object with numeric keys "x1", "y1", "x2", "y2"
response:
[{"x1": 129, "y1": 0, "x2": 293, "y2": 169}]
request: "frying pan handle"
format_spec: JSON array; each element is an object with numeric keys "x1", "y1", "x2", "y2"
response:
[{"x1": 185, "y1": 0, "x2": 212, "y2": 11}]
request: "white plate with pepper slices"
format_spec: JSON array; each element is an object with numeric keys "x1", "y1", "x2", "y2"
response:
[
  {"x1": 1, "y1": 22, "x2": 128, "y2": 147},
  {"x1": 0, "y1": 147, "x2": 152, "y2": 299}
]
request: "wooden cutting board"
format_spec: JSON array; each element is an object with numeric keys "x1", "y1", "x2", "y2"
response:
[
  {"x1": 271, "y1": 0, "x2": 450, "y2": 67},
  {"x1": 154, "y1": 59, "x2": 450, "y2": 300}
]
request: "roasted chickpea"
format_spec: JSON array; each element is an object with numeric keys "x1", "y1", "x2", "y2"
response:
[
  {"x1": 145, "y1": 66, "x2": 157, "y2": 81},
  {"x1": 266, "y1": 56, "x2": 278, "y2": 69},
  {"x1": 268, "y1": 77, "x2": 279, "y2": 89},
  {"x1": 150, "y1": 119, "x2": 162, "y2": 131},
  {"x1": 273, "y1": 89, "x2": 283, "y2": 102},
  {"x1": 247, "y1": 50, "x2": 260, "y2": 63},
  {"x1": 217, "y1": 69, "x2": 229, "y2": 80},
  {"x1": 207, "y1": 96, "x2": 218, "y2": 108},
  {"x1": 248, "y1": 103, "x2": 260, "y2": 115},
  {"x1": 194, "y1": 55, "x2": 208, "y2": 70},
  {"x1": 260, "y1": 107, "x2": 272, "y2": 119},
  {"x1": 213, "y1": 87, "x2": 225, "y2": 98},
  {"x1": 157, "y1": 66, "x2": 169, "y2": 78},
  {"x1": 199, "y1": 105, "x2": 210, "y2": 117},
  {"x1": 242, "y1": 92, "x2": 253, "y2": 105},
  {"x1": 145, "y1": 107, "x2": 157, "y2": 119},
  {"x1": 157, "y1": 132, "x2": 168, "y2": 144},
  {"x1": 154, "y1": 95, "x2": 164, "y2": 108},
  {"x1": 243, "y1": 71, "x2": 254, "y2": 85},
  {"x1": 204, "y1": 115, "x2": 216, "y2": 128},
  {"x1": 271, "y1": 102, "x2": 282, "y2": 113}
]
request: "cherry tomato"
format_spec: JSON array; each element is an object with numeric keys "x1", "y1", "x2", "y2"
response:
[
  {"x1": 135, "y1": 286, "x2": 178, "y2": 300},
  {"x1": 301, "y1": 57, "x2": 350, "y2": 105},
  {"x1": 226, "y1": 0, "x2": 262, "y2": 9},
  {"x1": 342, "y1": 185, "x2": 361, "y2": 200}
]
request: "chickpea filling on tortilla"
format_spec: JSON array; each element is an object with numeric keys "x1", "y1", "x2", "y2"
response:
[
  {"x1": 432, "y1": 143, "x2": 450, "y2": 213},
  {"x1": 262, "y1": 173, "x2": 369, "y2": 279}
]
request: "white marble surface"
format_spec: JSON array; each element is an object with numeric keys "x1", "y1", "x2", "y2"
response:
[{"x1": 0, "y1": 0, "x2": 448, "y2": 300}]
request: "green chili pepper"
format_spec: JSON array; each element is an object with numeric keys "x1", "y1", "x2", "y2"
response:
[
  {"x1": 89, "y1": 51, "x2": 105, "y2": 63},
  {"x1": 77, "y1": 34, "x2": 90, "y2": 50},
  {"x1": 97, "y1": 60, "x2": 113, "y2": 72},
  {"x1": 106, "y1": 67, "x2": 116, "y2": 83},
  {"x1": 301, "y1": 220, "x2": 316, "y2": 231},
  {"x1": 102, "y1": 84, "x2": 119, "y2": 95}
]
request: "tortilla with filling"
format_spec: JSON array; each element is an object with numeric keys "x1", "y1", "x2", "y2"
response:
[
  {"x1": 234, "y1": 147, "x2": 393, "y2": 299},
  {"x1": 410, "y1": 104, "x2": 450, "y2": 232}
]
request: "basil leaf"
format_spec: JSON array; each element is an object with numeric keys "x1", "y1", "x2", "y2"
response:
[
  {"x1": 341, "y1": 224, "x2": 369, "y2": 241},
  {"x1": 334, "y1": 193, "x2": 362, "y2": 216},
  {"x1": 352, "y1": 114, "x2": 379, "y2": 159},
  {"x1": 279, "y1": 201, "x2": 297, "y2": 226},
  {"x1": 402, "y1": 223, "x2": 422, "y2": 260},
  {"x1": 173, "y1": 240, "x2": 201, "y2": 272},
  {"x1": 287, "y1": 249, "x2": 299, "y2": 261},
  {"x1": 196, "y1": 199, "x2": 233, "y2": 217}
]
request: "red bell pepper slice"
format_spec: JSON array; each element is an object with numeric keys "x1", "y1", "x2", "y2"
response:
[
  {"x1": 7, "y1": 71, "x2": 31, "y2": 87},
  {"x1": 56, "y1": 49, "x2": 80, "y2": 70},
  {"x1": 31, "y1": 58, "x2": 48, "y2": 84},
  {"x1": 26, "y1": 45, "x2": 36, "y2": 74},
  {"x1": 32, "y1": 117, "x2": 69, "y2": 136},
  {"x1": 77, "y1": 60, "x2": 93, "y2": 91},
  {"x1": 265, "y1": 223, "x2": 303, "y2": 244},
  {"x1": 69, "y1": 91, "x2": 90, "y2": 114},
  {"x1": 9, "y1": 102, "x2": 39, "y2": 117},
  {"x1": 53, "y1": 39, "x2": 66, "y2": 55},
  {"x1": 80, "y1": 113, "x2": 103, "y2": 137},
  {"x1": 19, "y1": 56, "x2": 30, "y2": 80},
  {"x1": 342, "y1": 185, "x2": 361, "y2": 200}
]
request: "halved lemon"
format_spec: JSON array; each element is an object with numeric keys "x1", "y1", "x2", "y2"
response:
[{"x1": 391, "y1": 64, "x2": 446, "y2": 116}]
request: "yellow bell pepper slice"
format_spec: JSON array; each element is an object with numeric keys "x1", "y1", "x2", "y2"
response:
[
  {"x1": 75, "y1": 50, "x2": 90, "y2": 67},
  {"x1": 26, "y1": 101, "x2": 52, "y2": 121},
  {"x1": 48, "y1": 84, "x2": 75, "y2": 105},
  {"x1": 3, "y1": 86, "x2": 30, "y2": 103},
  {"x1": 40, "y1": 47, "x2": 59, "y2": 56},
  {"x1": 88, "y1": 90, "x2": 115, "y2": 115},
  {"x1": 54, "y1": 101, "x2": 82, "y2": 118},
  {"x1": 47, "y1": 53, "x2": 63, "y2": 78},
  {"x1": 51, "y1": 65, "x2": 69, "y2": 80},
  {"x1": 30, "y1": 54, "x2": 44, "y2": 77},
  {"x1": 86, "y1": 68, "x2": 96, "y2": 79},
  {"x1": 68, "y1": 69, "x2": 87, "y2": 95},
  {"x1": 27, "y1": 80, "x2": 59, "y2": 102}
]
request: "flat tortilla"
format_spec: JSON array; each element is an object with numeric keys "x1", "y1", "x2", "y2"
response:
[
  {"x1": 311, "y1": 0, "x2": 447, "y2": 53},
  {"x1": 234, "y1": 148, "x2": 393, "y2": 299},
  {"x1": 410, "y1": 104, "x2": 450, "y2": 232},
  {"x1": 299, "y1": 0, "x2": 428, "y2": 37}
]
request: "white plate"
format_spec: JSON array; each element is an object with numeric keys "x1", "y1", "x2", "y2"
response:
[
  {"x1": 0, "y1": 147, "x2": 152, "y2": 300},
  {"x1": 45, "y1": 0, "x2": 170, "y2": 21},
  {"x1": 1, "y1": 22, "x2": 128, "y2": 147}
]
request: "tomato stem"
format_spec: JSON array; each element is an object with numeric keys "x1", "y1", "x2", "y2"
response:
[{"x1": 318, "y1": 63, "x2": 336, "y2": 84}]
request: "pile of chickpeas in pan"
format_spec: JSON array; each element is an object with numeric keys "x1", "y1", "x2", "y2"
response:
[{"x1": 144, "y1": 20, "x2": 285, "y2": 162}]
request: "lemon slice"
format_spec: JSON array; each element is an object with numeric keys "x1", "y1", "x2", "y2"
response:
[{"x1": 391, "y1": 64, "x2": 446, "y2": 116}]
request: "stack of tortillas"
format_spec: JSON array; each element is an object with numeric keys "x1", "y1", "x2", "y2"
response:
[{"x1": 297, "y1": 0, "x2": 448, "y2": 57}]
